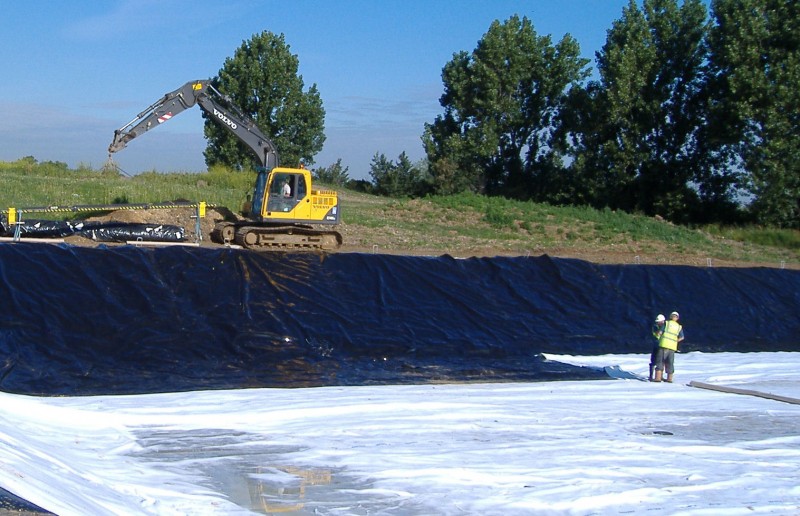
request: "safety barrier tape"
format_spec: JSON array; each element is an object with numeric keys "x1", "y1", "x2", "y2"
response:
[{"x1": 2, "y1": 201, "x2": 215, "y2": 215}]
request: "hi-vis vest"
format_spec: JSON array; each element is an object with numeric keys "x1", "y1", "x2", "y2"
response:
[
  {"x1": 652, "y1": 323, "x2": 663, "y2": 341},
  {"x1": 659, "y1": 320, "x2": 682, "y2": 351}
]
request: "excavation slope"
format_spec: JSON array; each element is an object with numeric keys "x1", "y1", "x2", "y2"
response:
[{"x1": 0, "y1": 244, "x2": 797, "y2": 395}]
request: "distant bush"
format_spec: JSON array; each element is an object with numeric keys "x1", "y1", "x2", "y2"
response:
[{"x1": 313, "y1": 159, "x2": 350, "y2": 187}]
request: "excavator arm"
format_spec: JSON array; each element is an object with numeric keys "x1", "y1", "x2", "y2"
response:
[{"x1": 108, "y1": 80, "x2": 278, "y2": 170}]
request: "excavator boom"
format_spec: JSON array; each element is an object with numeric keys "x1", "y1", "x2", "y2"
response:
[
  {"x1": 109, "y1": 80, "x2": 278, "y2": 170},
  {"x1": 108, "y1": 81, "x2": 202, "y2": 154}
]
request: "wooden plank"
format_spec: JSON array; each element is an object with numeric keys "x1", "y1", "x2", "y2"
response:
[
  {"x1": 0, "y1": 237, "x2": 65, "y2": 243},
  {"x1": 688, "y1": 381, "x2": 800, "y2": 405},
  {"x1": 126, "y1": 241, "x2": 201, "y2": 247}
]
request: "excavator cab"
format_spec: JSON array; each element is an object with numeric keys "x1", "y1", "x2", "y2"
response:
[
  {"x1": 254, "y1": 167, "x2": 339, "y2": 227},
  {"x1": 266, "y1": 171, "x2": 305, "y2": 214}
]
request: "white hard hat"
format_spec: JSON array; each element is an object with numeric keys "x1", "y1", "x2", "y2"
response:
[
  {"x1": 656, "y1": 314, "x2": 665, "y2": 323},
  {"x1": 670, "y1": 311, "x2": 680, "y2": 319}
]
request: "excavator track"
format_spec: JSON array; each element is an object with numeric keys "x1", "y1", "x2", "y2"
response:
[
  {"x1": 212, "y1": 222, "x2": 342, "y2": 251},
  {"x1": 211, "y1": 222, "x2": 237, "y2": 245}
]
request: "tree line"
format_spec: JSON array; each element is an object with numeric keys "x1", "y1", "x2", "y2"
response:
[
  {"x1": 422, "y1": 0, "x2": 799, "y2": 228},
  {"x1": 208, "y1": 0, "x2": 799, "y2": 229}
]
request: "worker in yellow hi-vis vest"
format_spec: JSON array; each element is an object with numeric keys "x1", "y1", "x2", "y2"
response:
[{"x1": 652, "y1": 311, "x2": 684, "y2": 383}]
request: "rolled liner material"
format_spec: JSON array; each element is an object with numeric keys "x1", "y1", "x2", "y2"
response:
[
  {"x1": 0, "y1": 244, "x2": 797, "y2": 396},
  {"x1": 0, "y1": 217, "x2": 184, "y2": 242}
]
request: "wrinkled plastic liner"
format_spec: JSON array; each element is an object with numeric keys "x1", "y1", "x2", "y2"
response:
[
  {"x1": 0, "y1": 217, "x2": 184, "y2": 242},
  {"x1": 0, "y1": 244, "x2": 797, "y2": 396}
]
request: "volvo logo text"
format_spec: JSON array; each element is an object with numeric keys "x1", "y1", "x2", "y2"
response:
[{"x1": 213, "y1": 108, "x2": 238, "y2": 130}]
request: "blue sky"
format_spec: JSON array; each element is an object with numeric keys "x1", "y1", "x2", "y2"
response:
[{"x1": 0, "y1": 1, "x2": 632, "y2": 180}]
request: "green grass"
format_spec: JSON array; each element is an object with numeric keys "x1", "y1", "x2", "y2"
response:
[
  {"x1": 351, "y1": 191, "x2": 796, "y2": 263},
  {"x1": 0, "y1": 159, "x2": 254, "y2": 219},
  {"x1": 425, "y1": 192, "x2": 713, "y2": 249},
  {"x1": 706, "y1": 225, "x2": 800, "y2": 251}
]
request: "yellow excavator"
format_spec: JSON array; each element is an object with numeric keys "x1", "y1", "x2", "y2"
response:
[{"x1": 108, "y1": 80, "x2": 342, "y2": 250}]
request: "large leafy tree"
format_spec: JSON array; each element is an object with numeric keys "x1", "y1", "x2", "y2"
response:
[
  {"x1": 204, "y1": 31, "x2": 325, "y2": 170},
  {"x1": 707, "y1": 0, "x2": 800, "y2": 228},
  {"x1": 423, "y1": 15, "x2": 589, "y2": 197},
  {"x1": 569, "y1": 0, "x2": 727, "y2": 223}
]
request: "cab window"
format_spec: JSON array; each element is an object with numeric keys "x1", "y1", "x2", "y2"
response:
[
  {"x1": 271, "y1": 173, "x2": 294, "y2": 197},
  {"x1": 296, "y1": 175, "x2": 307, "y2": 199}
]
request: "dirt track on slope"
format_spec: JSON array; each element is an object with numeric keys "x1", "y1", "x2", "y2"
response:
[{"x1": 61, "y1": 204, "x2": 797, "y2": 270}]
